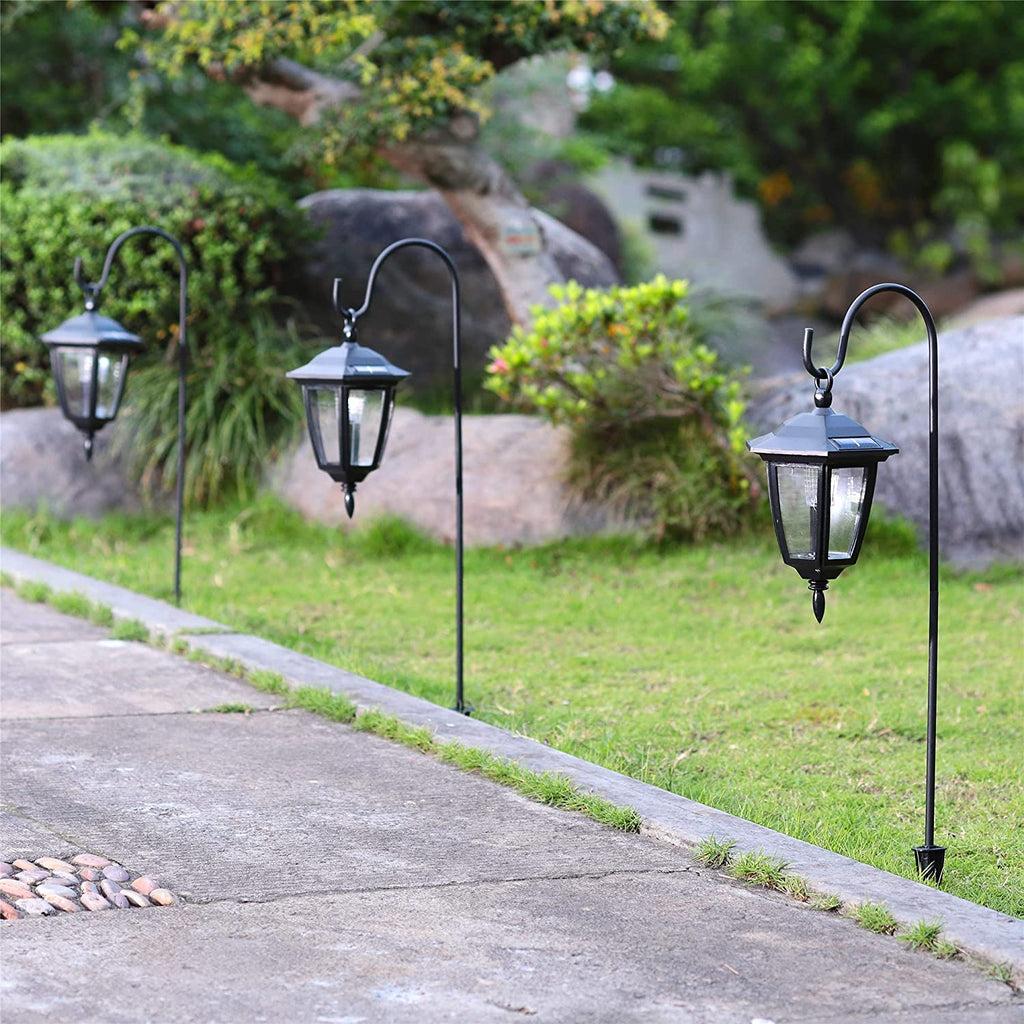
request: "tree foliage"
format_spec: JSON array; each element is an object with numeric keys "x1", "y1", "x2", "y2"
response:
[
  {"x1": 133, "y1": 0, "x2": 669, "y2": 158},
  {"x1": 580, "y1": 0, "x2": 1024, "y2": 247}
]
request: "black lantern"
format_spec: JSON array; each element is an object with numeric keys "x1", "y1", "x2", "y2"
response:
[
  {"x1": 750, "y1": 282, "x2": 947, "y2": 885},
  {"x1": 747, "y1": 388, "x2": 897, "y2": 622},
  {"x1": 39, "y1": 226, "x2": 189, "y2": 606},
  {"x1": 40, "y1": 307, "x2": 143, "y2": 461},
  {"x1": 287, "y1": 239, "x2": 472, "y2": 715},
  {"x1": 287, "y1": 319, "x2": 410, "y2": 518}
]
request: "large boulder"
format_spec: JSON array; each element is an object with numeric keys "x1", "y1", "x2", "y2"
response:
[
  {"x1": 0, "y1": 407, "x2": 140, "y2": 517},
  {"x1": 747, "y1": 317, "x2": 1024, "y2": 568},
  {"x1": 270, "y1": 408, "x2": 630, "y2": 547},
  {"x1": 296, "y1": 189, "x2": 619, "y2": 392}
]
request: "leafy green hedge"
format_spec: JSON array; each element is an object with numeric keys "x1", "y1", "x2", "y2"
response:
[{"x1": 0, "y1": 131, "x2": 310, "y2": 409}]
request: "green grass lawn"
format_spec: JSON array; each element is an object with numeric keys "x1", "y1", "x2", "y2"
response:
[{"x1": 3, "y1": 498, "x2": 1021, "y2": 916}]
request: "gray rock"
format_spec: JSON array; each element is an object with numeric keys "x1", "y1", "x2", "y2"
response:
[
  {"x1": 0, "y1": 407, "x2": 139, "y2": 518},
  {"x1": 295, "y1": 188, "x2": 618, "y2": 392},
  {"x1": 271, "y1": 408, "x2": 634, "y2": 547},
  {"x1": 747, "y1": 316, "x2": 1024, "y2": 568}
]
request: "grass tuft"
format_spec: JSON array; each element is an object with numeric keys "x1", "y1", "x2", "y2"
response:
[
  {"x1": 248, "y1": 669, "x2": 290, "y2": 697},
  {"x1": 986, "y1": 962, "x2": 1013, "y2": 984},
  {"x1": 729, "y1": 850, "x2": 790, "y2": 889},
  {"x1": 810, "y1": 892, "x2": 844, "y2": 912},
  {"x1": 17, "y1": 580, "x2": 52, "y2": 603},
  {"x1": 287, "y1": 686, "x2": 357, "y2": 723},
  {"x1": 206, "y1": 703, "x2": 257, "y2": 714},
  {"x1": 898, "y1": 919, "x2": 944, "y2": 951},
  {"x1": 695, "y1": 835, "x2": 737, "y2": 869},
  {"x1": 848, "y1": 902, "x2": 899, "y2": 935},
  {"x1": 110, "y1": 618, "x2": 150, "y2": 642}
]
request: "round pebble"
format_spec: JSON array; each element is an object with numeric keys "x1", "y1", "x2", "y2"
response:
[
  {"x1": 99, "y1": 880, "x2": 122, "y2": 900},
  {"x1": 15, "y1": 897, "x2": 56, "y2": 917},
  {"x1": 80, "y1": 892, "x2": 112, "y2": 912},
  {"x1": 35, "y1": 857, "x2": 76, "y2": 874},
  {"x1": 16, "y1": 870, "x2": 50, "y2": 885},
  {"x1": 0, "y1": 863, "x2": 15, "y2": 877},
  {"x1": 41, "y1": 894, "x2": 80, "y2": 914},
  {"x1": 131, "y1": 877, "x2": 158, "y2": 896},
  {"x1": 123, "y1": 891, "x2": 151, "y2": 908},
  {"x1": 77, "y1": 867, "x2": 102, "y2": 882},
  {"x1": 12, "y1": 860, "x2": 37, "y2": 872},
  {"x1": 71, "y1": 854, "x2": 110, "y2": 869},
  {"x1": 80, "y1": 881, "x2": 100, "y2": 895},
  {"x1": 36, "y1": 884, "x2": 77, "y2": 901},
  {"x1": 149, "y1": 889, "x2": 176, "y2": 907},
  {"x1": 0, "y1": 898, "x2": 22, "y2": 920},
  {"x1": 102, "y1": 865, "x2": 130, "y2": 883},
  {"x1": 0, "y1": 879, "x2": 34, "y2": 900}
]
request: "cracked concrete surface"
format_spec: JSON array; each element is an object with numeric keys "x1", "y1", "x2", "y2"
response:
[{"x1": 1, "y1": 589, "x2": 1020, "y2": 1023}]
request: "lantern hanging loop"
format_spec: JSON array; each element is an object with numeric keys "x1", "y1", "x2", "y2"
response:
[{"x1": 813, "y1": 366, "x2": 834, "y2": 408}]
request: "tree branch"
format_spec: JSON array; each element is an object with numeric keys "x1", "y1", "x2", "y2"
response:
[{"x1": 242, "y1": 57, "x2": 362, "y2": 126}]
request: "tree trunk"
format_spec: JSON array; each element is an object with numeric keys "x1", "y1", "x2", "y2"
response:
[
  {"x1": 242, "y1": 61, "x2": 589, "y2": 325},
  {"x1": 380, "y1": 119, "x2": 564, "y2": 324}
]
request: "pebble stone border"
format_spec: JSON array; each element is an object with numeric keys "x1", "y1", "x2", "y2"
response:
[{"x1": 0, "y1": 854, "x2": 177, "y2": 920}]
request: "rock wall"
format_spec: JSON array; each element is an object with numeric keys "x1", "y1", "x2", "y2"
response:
[{"x1": 269, "y1": 408, "x2": 630, "y2": 547}]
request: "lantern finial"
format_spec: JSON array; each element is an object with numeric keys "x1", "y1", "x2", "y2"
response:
[
  {"x1": 809, "y1": 581, "x2": 827, "y2": 622},
  {"x1": 344, "y1": 484, "x2": 355, "y2": 518}
]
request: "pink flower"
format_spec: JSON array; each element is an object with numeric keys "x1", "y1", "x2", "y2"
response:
[{"x1": 488, "y1": 357, "x2": 509, "y2": 374}]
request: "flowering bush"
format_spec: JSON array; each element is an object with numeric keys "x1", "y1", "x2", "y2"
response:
[{"x1": 485, "y1": 277, "x2": 760, "y2": 542}]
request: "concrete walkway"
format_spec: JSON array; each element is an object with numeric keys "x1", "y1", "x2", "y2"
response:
[{"x1": 1, "y1": 556, "x2": 1022, "y2": 1023}]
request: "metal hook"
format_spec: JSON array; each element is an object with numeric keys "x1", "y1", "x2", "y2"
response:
[{"x1": 73, "y1": 257, "x2": 101, "y2": 309}]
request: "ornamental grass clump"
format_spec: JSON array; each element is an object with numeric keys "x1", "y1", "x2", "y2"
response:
[{"x1": 485, "y1": 277, "x2": 760, "y2": 542}]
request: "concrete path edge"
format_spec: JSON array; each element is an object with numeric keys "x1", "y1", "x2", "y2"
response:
[{"x1": 2, "y1": 545, "x2": 1021, "y2": 975}]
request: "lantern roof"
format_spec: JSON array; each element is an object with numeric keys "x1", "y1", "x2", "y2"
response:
[
  {"x1": 747, "y1": 406, "x2": 898, "y2": 462},
  {"x1": 286, "y1": 340, "x2": 410, "y2": 386},
  {"x1": 40, "y1": 310, "x2": 143, "y2": 350}
]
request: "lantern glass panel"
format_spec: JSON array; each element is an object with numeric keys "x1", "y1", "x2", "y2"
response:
[
  {"x1": 347, "y1": 388, "x2": 385, "y2": 467},
  {"x1": 828, "y1": 465, "x2": 868, "y2": 559},
  {"x1": 94, "y1": 352, "x2": 125, "y2": 419},
  {"x1": 776, "y1": 463, "x2": 822, "y2": 560},
  {"x1": 310, "y1": 387, "x2": 342, "y2": 465},
  {"x1": 57, "y1": 349, "x2": 95, "y2": 419}
]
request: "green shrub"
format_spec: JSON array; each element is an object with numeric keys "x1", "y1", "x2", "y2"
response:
[
  {"x1": 116, "y1": 314, "x2": 309, "y2": 507},
  {"x1": 0, "y1": 130, "x2": 309, "y2": 410},
  {"x1": 484, "y1": 277, "x2": 760, "y2": 542},
  {"x1": 0, "y1": 131, "x2": 317, "y2": 505}
]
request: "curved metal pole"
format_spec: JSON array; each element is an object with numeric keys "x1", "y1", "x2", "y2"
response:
[
  {"x1": 808, "y1": 282, "x2": 944, "y2": 881},
  {"x1": 76, "y1": 226, "x2": 188, "y2": 608},
  {"x1": 340, "y1": 238, "x2": 468, "y2": 716}
]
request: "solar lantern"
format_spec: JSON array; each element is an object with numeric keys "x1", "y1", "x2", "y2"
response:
[
  {"x1": 40, "y1": 306, "x2": 144, "y2": 461},
  {"x1": 749, "y1": 282, "x2": 947, "y2": 884},
  {"x1": 746, "y1": 378, "x2": 898, "y2": 623},
  {"x1": 287, "y1": 238, "x2": 472, "y2": 715},
  {"x1": 287, "y1": 314, "x2": 410, "y2": 520},
  {"x1": 38, "y1": 226, "x2": 189, "y2": 605}
]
